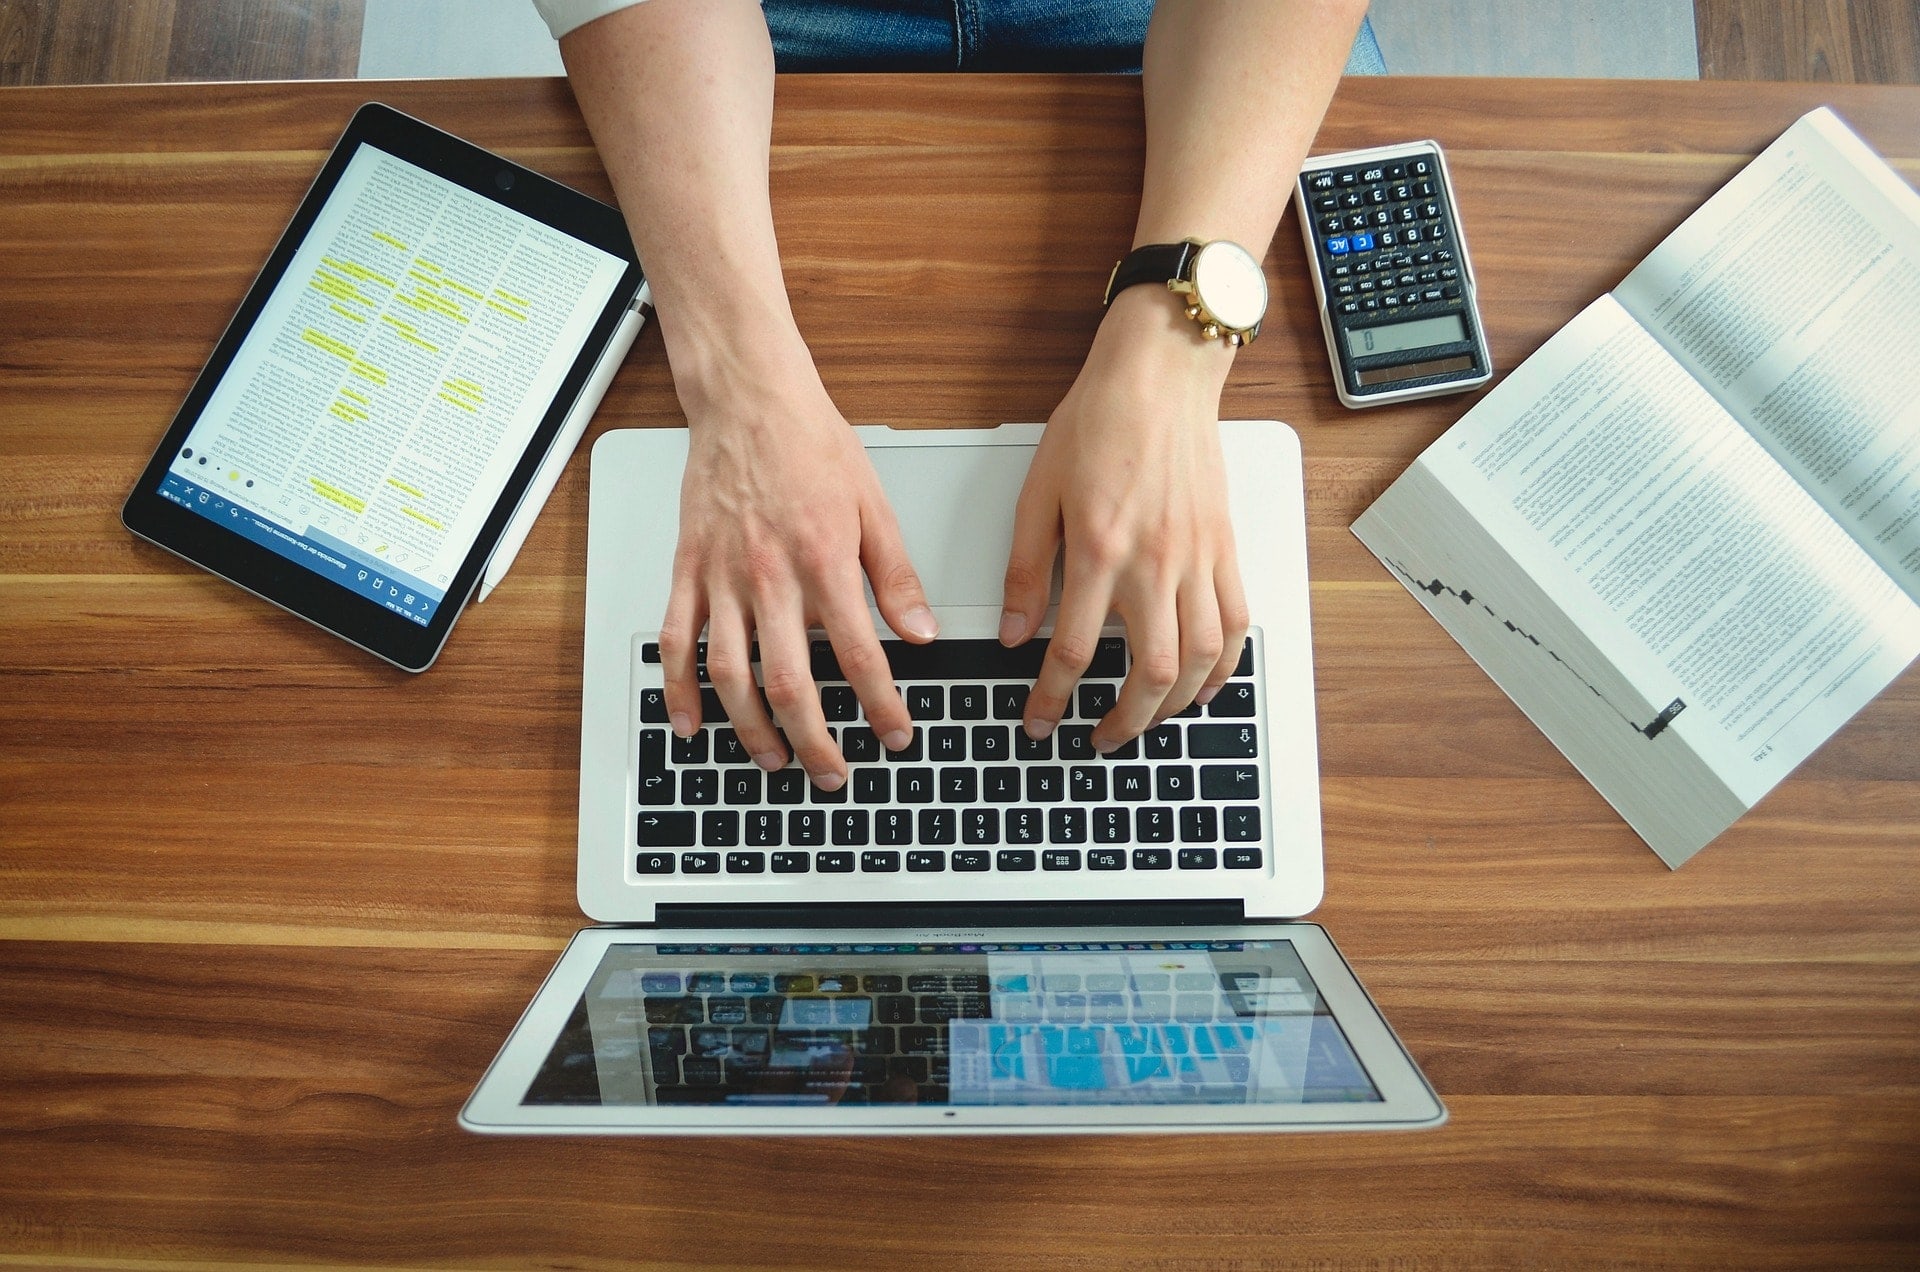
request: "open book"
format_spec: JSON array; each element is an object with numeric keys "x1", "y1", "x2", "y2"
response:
[{"x1": 1352, "y1": 107, "x2": 1920, "y2": 867}]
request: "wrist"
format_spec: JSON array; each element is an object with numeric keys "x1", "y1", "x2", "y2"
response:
[{"x1": 1090, "y1": 284, "x2": 1237, "y2": 395}]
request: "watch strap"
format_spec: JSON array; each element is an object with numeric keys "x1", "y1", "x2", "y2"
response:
[{"x1": 1103, "y1": 241, "x2": 1197, "y2": 307}]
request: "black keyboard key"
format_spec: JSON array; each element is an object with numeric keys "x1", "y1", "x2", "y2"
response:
[
  {"x1": 747, "y1": 810, "x2": 783, "y2": 846},
  {"x1": 1143, "y1": 725, "x2": 1182, "y2": 759},
  {"x1": 1093, "y1": 807, "x2": 1128, "y2": 843},
  {"x1": 810, "y1": 637, "x2": 1124, "y2": 682},
  {"x1": 993, "y1": 683, "x2": 1028, "y2": 720},
  {"x1": 641, "y1": 643, "x2": 662, "y2": 664},
  {"x1": 1178, "y1": 848, "x2": 1218, "y2": 870},
  {"x1": 820, "y1": 685, "x2": 858, "y2": 721},
  {"x1": 970, "y1": 725, "x2": 1009, "y2": 762},
  {"x1": 833, "y1": 810, "x2": 870, "y2": 846},
  {"x1": 1190, "y1": 724, "x2": 1258, "y2": 758},
  {"x1": 919, "y1": 808, "x2": 957, "y2": 845},
  {"x1": 949, "y1": 685, "x2": 988, "y2": 719},
  {"x1": 713, "y1": 728, "x2": 750, "y2": 763},
  {"x1": 1234, "y1": 640, "x2": 1254, "y2": 677},
  {"x1": 861, "y1": 850, "x2": 900, "y2": 872},
  {"x1": 982, "y1": 766, "x2": 1021, "y2": 802},
  {"x1": 818, "y1": 850, "x2": 855, "y2": 873},
  {"x1": 702, "y1": 810, "x2": 740, "y2": 846},
  {"x1": 1014, "y1": 730, "x2": 1052, "y2": 761},
  {"x1": 1077, "y1": 683, "x2": 1117, "y2": 720},
  {"x1": 1225, "y1": 847, "x2": 1263, "y2": 869},
  {"x1": 809, "y1": 774, "x2": 848, "y2": 804},
  {"x1": 682, "y1": 851, "x2": 721, "y2": 874},
  {"x1": 1006, "y1": 808, "x2": 1044, "y2": 845},
  {"x1": 996, "y1": 849, "x2": 1036, "y2": 872},
  {"x1": 1224, "y1": 807, "x2": 1261, "y2": 841},
  {"x1": 698, "y1": 687, "x2": 728, "y2": 723},
  {"x1": 726, "y1": 850, "x2": 765, "y2": 873},
  {"x1": 853, "y1": 768, "x2": 891, "y2": 803},
  {"x1": 1026, "y1": 766, "x2": 1065, "y2": 802},
  {"x1": 952, "y1": 848, "x2": 991, "y2": 872},
  {"x1": 940, "y1": 768, "x2": 977, "y2": 804},
  {"x1": 767, "y1": 770, "x2": 807, "y2": 804},
  {"x1": 771, "y1": 850, "x2": 809, "y2": 872},
  {"x1": 1088, "y1": 847, "x2": 1126, "y2": 870},
  {"x1": 906, "y1": 685, "x2": 943, "y2": 720},
  {"x1": 723, "y1": 769, "x2": 762, "y2": 805},
  {"x1": 1132, "y1": 848, "x2": 1172, "y2": 870},
  {"x1": 879, "y1": 995, "x2": 917, "y2": 1023},
  {"x1": 885, "y1": 730, "x2": 925, "y2": 762},
  {"x1": 899, "y1": 1026, "x2": 943, "y2": 1054},
  {"x1": 1200, "y1": 764, "x2": 1260, "y2": 800},
  {"x1": 1180, "y1": 806, "x2": 1218, "y2": 843},
  {"x1": 639, "y1": 688, "x2": 669, "y2": 724},
  {"x1": 963, "y1": 808, "x2": 999, "y2": 844},
  {"x1": 1136, "y1": 807, "x2": 1175, "y2": 843},
  {"x1": 907, "y1": 974, "x2": 948, "y2": 993},
  {"x1": 636, "y1": 851, "x2": 676, "y2": 875},
  {"x1": 1070, "y1": 765, "x2": 1106, "y2": 801},
  {"x1": 876, "y1": 809, "x2": 913, "y2": 845},
  {"x1": 671, "y1": 730, "x2": 708, "y2": 765},
  {"x1": 929, "y1": 726, "x2": 966, "y2": 762},
  {"x1": 682, "y1": 770, "x2": 719, "y2": 805},
  {"x1": 907, "y1": 850, "x2": 945, "y2": 872},
  {"x1": 897, "y1": 768, "x2": 935, "y2": 803},
  {"x1": 1056, "y1": 725, "x2": 1096, "y2": 761},
  {"x1": 1048, "y1": 808, "x2": 1087, "y2": 843},
  {"x1": 645, "y1": 996, "x2": 704, "y2": 1025},
  {"x1": 789, "y1": 809, "x2": 826, "y2": 846},
  {"x1": 638, "y1": 730, "x2": 673, "y2": 805},
  {"x1": 638, "y1": 811, "x2": 696, "y2": 847},
  {"x1": 1112, "y1": 766, "x2": 1151, "y2": 801},
  {"x1": 863, "y1": 975, "x2": 903, "y2": 993},
  {"x1": 1156, "y1": 766, "x2": 1195, "y2": 802},
  {"x1": 1043, "y1": 848, "x2": 1082, "y2": 871},
  {"x1": 842, "y1": 727, "x2": 881, "y2": 764}
]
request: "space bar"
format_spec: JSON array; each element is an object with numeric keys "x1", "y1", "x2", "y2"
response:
[{"x1": 809, "y1": 637, "x2": 1127, "y2": 683}]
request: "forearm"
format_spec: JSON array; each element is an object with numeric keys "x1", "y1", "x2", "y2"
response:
[{"x1": 558, "y1": 0, "x2": 811, "y2": 408}]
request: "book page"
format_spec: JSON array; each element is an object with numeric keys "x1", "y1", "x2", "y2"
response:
[
  {"x1": 1615, "y1": 107, "x2": 1920, "y2": 601},
  {"x1": 1359, "y1": 296, "x2": 1920, "y2": 863}
]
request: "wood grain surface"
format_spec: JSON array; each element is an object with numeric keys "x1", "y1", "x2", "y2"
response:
[{"x1": 2, "y1": 74, "x2": 1917, "y2": 1270}]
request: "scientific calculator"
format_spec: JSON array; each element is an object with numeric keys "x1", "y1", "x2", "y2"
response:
[{"x1": 1295, "y1": 140, "x2": 1493, "y2": 408}]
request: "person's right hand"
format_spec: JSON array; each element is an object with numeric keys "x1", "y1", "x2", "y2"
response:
[{"x1": 657, "y1": 345, "x2": 937, "y2": 792}]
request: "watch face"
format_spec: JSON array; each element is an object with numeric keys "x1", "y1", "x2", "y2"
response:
[{"x1": 1191, "y1": 241, "x2": 1267, "y2": 332}]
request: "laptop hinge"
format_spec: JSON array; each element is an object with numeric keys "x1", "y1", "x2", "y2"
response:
[{"x1": 650, "y1": 899, "x2": 1248, "y2": 931}]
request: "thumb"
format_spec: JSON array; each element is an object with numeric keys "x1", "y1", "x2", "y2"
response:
[
  {"x1": 860, "y1": 497, "x2": 938, "y2": 643},
  {"x1": 1000, "y1": 489, "x2": 1060, "y2": 647}
]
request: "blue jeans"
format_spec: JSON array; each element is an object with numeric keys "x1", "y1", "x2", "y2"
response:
[{"x1": 765, "y1": 1, "x2": 1387, "y2": 75}]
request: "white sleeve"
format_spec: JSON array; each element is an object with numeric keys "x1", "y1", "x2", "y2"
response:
[{"x1": 532, "y1": 0, "x2": 651, "y2": 40}]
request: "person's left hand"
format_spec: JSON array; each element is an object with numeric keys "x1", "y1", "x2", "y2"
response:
[{"x1": 999, "y1": 285, "x2": 1251, "y2": 752}]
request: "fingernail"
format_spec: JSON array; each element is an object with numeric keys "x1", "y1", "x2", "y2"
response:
[
  {"x1": 809, "y1": 770, "x2": 845, "y2": 792},
  {"x1": 903, "y1": 606, "x2": 939, "y2": 641},
  {"x1": 882, "y1": 728, "x2": 913, "y2": 752},
  {"x1": 671, "y1": 712, "x2": 694, "y2": 738},
  {"x1": 753, "y1": 751, "x2": 784, "y2": 772},
  {"x1": 998, "y1": 611, "x2": 1026, "y2": 646},
  {"x1": 1026, "y1": 718, "x2": 1055, "y2": 741},
  {"x1": 1195, "y1": 687, "x2": 1219, "y2": 707}
]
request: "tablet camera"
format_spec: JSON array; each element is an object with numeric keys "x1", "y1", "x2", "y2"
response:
[{"x1": 494, "y1": 168, "x2": 516, "y2": 192}]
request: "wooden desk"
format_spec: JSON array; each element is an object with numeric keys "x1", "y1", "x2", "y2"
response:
[{"x1": 2, "y1": 74, "x2": 1916, "y2": 1270}]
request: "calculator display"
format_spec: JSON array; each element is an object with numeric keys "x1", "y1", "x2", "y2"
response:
[{"x1": 1344, "y1": 314, "x2": 1467, "y2": 358}]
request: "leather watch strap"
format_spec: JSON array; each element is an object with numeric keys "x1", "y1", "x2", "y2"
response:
[{"x1": 1103, "y1": 241, "x2": 1197, "y2": 306}]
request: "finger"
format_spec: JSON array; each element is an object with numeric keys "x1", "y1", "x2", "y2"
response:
[
  {"x1": 1199, "y1": 557, "x2": 1252, "y2": 706},
  {"x1": 1094, "y1": 594, "x2": 1179, "y2": 753},
  {"x1": 658, "y1": 569, "x2": 708, "y2": 738},
  {"x1": 860, "y1": 496, "x2": 938, "y2": 645},
  {"x1": 1156, "y1": 580, "x2": 1226, "y2": 725},
  {"x1": 816, "y1": 570, "x2": 915, "y2": 752},
  {"x1": 753, "y1": 602, "x2": 845, "y2": 790},
  {"x1": 1000, "y1": 484, "x2": 1061, "y2": 648},
  {"x1": 704, "y1": 598, "x2": 786, "y2": 771},
  {"x1": 1023, "y1": 565, "x2": 1113, "y2": 740}
]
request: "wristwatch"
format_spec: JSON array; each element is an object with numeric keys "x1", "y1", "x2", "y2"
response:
[{"x1": 1103, "y1": 237, "x2": 1267, "y2": 346}]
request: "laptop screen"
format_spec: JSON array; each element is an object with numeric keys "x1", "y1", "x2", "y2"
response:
[{"x1": 520, "y1": 939, "x2": 1381, "y2": 1110}]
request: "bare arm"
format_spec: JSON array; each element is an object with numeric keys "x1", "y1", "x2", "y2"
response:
[
  {"x1": 561, "y1": 0, "x2": 933, "y2": 790},
  {"x1": 1003, "y1": 0, "x2": 1366, "y2": 749}
]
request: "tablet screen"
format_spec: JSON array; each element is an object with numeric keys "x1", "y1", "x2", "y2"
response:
[{"x1": 158, "y1": 139, "x2": 629, "y2": 631}]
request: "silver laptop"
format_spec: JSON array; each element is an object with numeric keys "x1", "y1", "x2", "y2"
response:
[{"x1": 461, "y1": 422, "x2": 1444, "y2": 1133}]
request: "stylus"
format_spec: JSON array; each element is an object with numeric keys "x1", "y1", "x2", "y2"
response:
[{"x1": 478, "y1": 282, "x2": 651, "y2": 603}]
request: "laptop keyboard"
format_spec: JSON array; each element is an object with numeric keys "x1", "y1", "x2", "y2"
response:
[{"x1": 630, "y1": 632, "x2": 1268, "y2": 878}]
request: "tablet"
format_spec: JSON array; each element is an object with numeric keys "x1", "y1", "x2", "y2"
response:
[{"x1": 123, "y1": 102, "x2": 644, "y2": 671}]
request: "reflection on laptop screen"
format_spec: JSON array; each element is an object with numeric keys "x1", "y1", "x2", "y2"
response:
[{"x1": 522, "y1": 940, "x2": 1380, "y2": 1109}]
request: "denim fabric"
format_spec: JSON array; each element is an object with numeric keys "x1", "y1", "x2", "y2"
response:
[{"x1": 763, "y1": 2, "x2": 1387, "y2": 75}]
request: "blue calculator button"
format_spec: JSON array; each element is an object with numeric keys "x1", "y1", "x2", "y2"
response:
[
  {"x1": 1352, "y1": 232, "x2": 1374, "y2": 252},
  {"x1": 1326, "y1": 236, "x2": 1350, "y2": 255}
]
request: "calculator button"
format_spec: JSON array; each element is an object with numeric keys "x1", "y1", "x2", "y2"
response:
[
  {"x1": 1423, "y1": 288, "x2": 1443, "y2": 303},
  {"x1": 1339, "y1": 190, "x2": 1363, "y2": 210},
  {"x1": 1443, "y1": 285, "x2": 1462, "y2": 299},
  {"x1": 1319, "y1": 215, "x2": 1343, "y2": 235},
  {"x1": 1360, "y1": 166, "x2": 1385, "y2": 182},
  {"x1": 1411, "y1": 159, "x2": 1432, "y2": 177},
  {"x1": 1314, "y1": 194, "x2": 1338, "y2": 212},
  {"x1": 1362, "y1": 298, "x2": 1380, "y2": 310},
  {"x1": 1336, "y1": 170, "x2": 1358, "y2": 186},
  {"x1": 1385, "y1": 162, "x2": 1405, "y2": 179},
  {"x1": 1337, "y1": 301, "x2": 1359, "y2": 315},
  {"x1": 1308, "y1": 171, "x2": 1335, "y2": 191},
  {"x1": 1326, "y1": 237, "x2": 1349, "y2": 255},
  {"x1": 1351, "y1": 232, "x2": 1373, "y2": 252}
]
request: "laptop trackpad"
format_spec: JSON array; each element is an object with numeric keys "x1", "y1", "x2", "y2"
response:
[{"x1": 868, "y1": 442, "x2": 1037, "y2": 611}]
